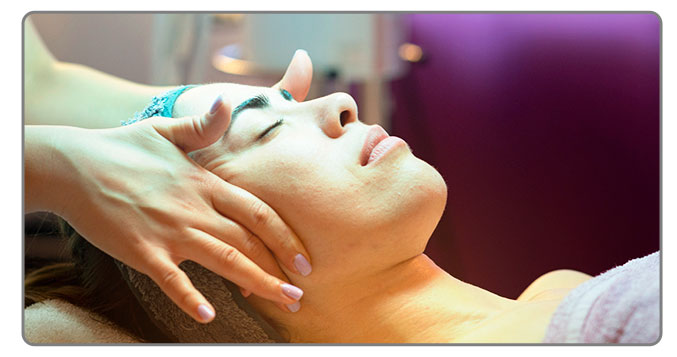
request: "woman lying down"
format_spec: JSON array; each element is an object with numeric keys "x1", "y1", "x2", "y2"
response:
[{"x1": 24, "y1": 57, "x2": 659, "y2": 344}]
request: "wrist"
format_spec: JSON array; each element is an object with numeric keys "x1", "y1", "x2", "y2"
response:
[{"x1": 24, "y1": 125, "x2": 86, "y2": 216}]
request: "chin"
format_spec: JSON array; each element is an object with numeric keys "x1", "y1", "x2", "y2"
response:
[
  {"x1": 372, "y1": 155, "x2": 447, "y2": 253},
  {"x1": 405, "y1": 154, "x2": 447, "y2": 210},
  {"x1": 426, "y1": 162, "x2": 448, "y2": 214},
  {"x1": 409, "y1": 157, "x2": 447, "y2": 233}
]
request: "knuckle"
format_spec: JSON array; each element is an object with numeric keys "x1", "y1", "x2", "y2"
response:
[
  {"x1": 217, "y1": 245, "x2": 241, "y2": 267},
  {"x1": 197, "y1": 168, "x2": 218, "y2": 191},
  {"x1": 189, "y1": 115, "x2": 208, "y2": 142},
  {"x1": 159, "y1": 268, "x2": 181, "y2": 290},
  {"x1": 253, "y1": 274, "x2": 277, "y2": 295},
  {"x1": 242, "y1": 231, "x2": 268, "y2": 261},
  {"x1": 178, "y1": 288, "x2": 194, "y2": 308},
  {"x1": 249, "y1": 200, "x2": 271, "y2": 229},
  {"x1": 160, "y1": 269, "x2": 178, "y2": 287},
  {"x1": 157, "y1": 265, "x2": 196, "y2": 309}
]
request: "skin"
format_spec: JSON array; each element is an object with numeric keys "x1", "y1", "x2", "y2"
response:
[
  {"x1": 176, "y1": 83, "x2": 448, "y2": 283},
  {"x1": 174, "y1": 76, "x2": 592, "y2": 342},
  {"x1": 24, "y1": 16, "x2": 316, "y2": 323}
]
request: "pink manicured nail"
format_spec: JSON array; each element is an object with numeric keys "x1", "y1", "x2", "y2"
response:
[
  {"x1": 197, "y1": 304, "x2": 215, "y2": 322},
  {"x1": 286, "y1": 301, "x2": 301, "y2": 313},
  {"x1": 210, "y1": 95, "x2": 223, "y2": 114},
  {"x1": 294, "y1": 254, "x2": 312, "y2": 276},
  {"x1": 281, "y1": 283, "x2": 304, "y2": 301}
]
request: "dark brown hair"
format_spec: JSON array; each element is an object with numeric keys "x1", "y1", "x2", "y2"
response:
[{"x1": 24, "y1": 220, "x2": 172, "y2": 342}]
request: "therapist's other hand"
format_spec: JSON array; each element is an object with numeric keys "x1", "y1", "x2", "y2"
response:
[{"x1": 55, "y1": 98, "x2": 311, "y2": 323}]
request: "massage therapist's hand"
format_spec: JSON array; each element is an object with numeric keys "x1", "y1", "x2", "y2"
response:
[{"x1": 25, "y1": 99, "x2": 311, "y2": 323}]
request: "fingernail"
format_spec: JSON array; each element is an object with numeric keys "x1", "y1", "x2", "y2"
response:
[
  {"x1": 210, "y1": 95, "x2": 223, "y2": 115},
  {"x1": 197, "y1": 304, "x2": 215, "y2": 322},
  {"x1": 281, "y1": 283, "x2": 304, "y2": 301},
  {"x1": 286, "y1": 301, "x2": 301, "y2": 313},
  {"x1": 294, "y1": 254, "x2": 312, "y2": 276}
]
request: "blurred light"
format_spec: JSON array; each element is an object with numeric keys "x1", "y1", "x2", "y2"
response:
[
  {"x1": 398, "y1": 43, "x2": 424, "y2": 62},
  {"x1": 213, "y1": 14, "x2": 244, "y2": 24},
  {"x1": 212, "y1": 55, "x2": 254, "y2": 76},
  {"x1": 212, "y1": 44, "x2": 277, "y2": 76}
]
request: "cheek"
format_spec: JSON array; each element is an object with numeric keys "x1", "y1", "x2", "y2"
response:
[
  {"x1": 230, "y1": 142, "x2": 362, "y2": 230},
  {"x1": 227, "y1": 143, "x2": 448, "y2": 278},
  {"x1": 230, "y1": 140, "x2": 447, "y2": 237}
]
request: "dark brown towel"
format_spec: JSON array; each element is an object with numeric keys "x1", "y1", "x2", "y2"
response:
[{"x1": 116, "y1": 260, "x2": 285, "y2": 343}]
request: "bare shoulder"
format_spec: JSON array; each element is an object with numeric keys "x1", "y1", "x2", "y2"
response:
[
  {"x1": 458, "y1": 270, "x2": 594, "y2": 342},
  {"x1": 517, "y1": 269, "x2": 593, "y2": 302}
]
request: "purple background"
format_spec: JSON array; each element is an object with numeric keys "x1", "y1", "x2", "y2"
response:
[{"x1": 389, "y1": 14, "x2": 660, "y2": 298}]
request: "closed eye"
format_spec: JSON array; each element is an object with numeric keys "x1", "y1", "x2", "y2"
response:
[{"x1": 257, "y1": 118, "x2": 284, "y2": 141}]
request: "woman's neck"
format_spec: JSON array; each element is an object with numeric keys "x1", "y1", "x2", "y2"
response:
[{"x1": 279, "y1": 254, "x2": 517, "y2": 343}]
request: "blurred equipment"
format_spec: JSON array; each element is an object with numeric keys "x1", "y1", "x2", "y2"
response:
[{"x1": 151, "y1": 14, "x2": 214, "y2": 85}]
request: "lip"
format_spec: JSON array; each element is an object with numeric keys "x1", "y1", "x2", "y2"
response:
[
  {"x1": 361, "y1": 125, "x2": 410, "y2": 166},
  {"x1": 360, "y1": 126, "x2": 389, "y2": 166}
]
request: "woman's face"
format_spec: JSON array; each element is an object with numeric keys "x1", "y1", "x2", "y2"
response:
[{"x1": 187, "y1": 83, "x2": 447, "y2": 281}]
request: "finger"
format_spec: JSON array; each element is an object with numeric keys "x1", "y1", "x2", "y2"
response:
[
  {"x1": 199, "y1": 215, "x2": 290, "y2": 283},
  {"x1": 272, "y1": 49, "x2": 313, "y2": 102},
  {"x1": 239, "y1": 288, "x2": 295, "y2": 314},
  {"x1": 150, "y1": 96, "x2": 232, "y2": 153},
  {"x1": 185, "y1": 229, "x2": 304, "y2": 306},
  {"x1": 238, "y1": 287, "x2": 295, "y2": 313},
  {"x1": 144, "y1": 255, "x2": 216, "y2": 324},
  {"x1": 210, "y1": 181, "x2": 312, "y2": 277}
]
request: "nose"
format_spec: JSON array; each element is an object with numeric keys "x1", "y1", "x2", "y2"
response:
[{"x1": 314, "y1": 92, "x2": 358, "y2": 138}]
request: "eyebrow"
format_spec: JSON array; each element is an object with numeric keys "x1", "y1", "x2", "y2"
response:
[
  {"x1": 224, "y1": 89, "x2": 293, "y2": 137},
  {"x1": 232, "y1": 94, "x2": 270, "y2": 120}
]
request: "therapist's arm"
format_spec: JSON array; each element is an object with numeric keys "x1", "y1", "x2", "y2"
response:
[{"x1": 23, "y1": 18, "x2": 171, "y2": 128}]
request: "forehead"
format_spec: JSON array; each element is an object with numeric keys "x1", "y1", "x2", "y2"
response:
[{"x1": 222, "y1": 83, "x2": 284, "y2": 108}]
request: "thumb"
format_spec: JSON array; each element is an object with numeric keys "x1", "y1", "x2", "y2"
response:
[
  {"x1": 152, "y1": 96, "x2": 231, "y2": 153},
  {"x1": 273, "y1": 49, "x2": 313, "y2": 102}
]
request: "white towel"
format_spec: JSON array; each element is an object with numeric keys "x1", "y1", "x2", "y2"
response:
[{"x1": 542, "y1": 251, "x2": 660, "y2": 343}]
